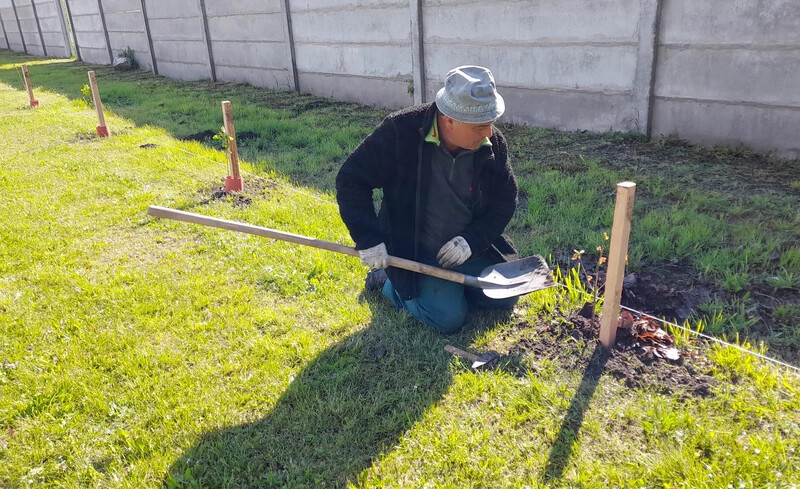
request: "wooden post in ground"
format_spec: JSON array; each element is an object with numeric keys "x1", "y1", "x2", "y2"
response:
[
  {"x1": 222, "y1": 101, "x2": 243, "y2": 192},
  {"x1": 599, "y1": 182, "x2": 637, "y2": 348},
  {"x1": 21, "y1": 64, "x2": 38, "y2": 107},
  {"x1": 88, "y1": 71, "x2": 109, "y2": 137}
]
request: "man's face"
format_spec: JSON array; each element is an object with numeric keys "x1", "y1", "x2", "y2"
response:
[{"x1": 440, "y1": 116, "x2": 494, "y2": 151}]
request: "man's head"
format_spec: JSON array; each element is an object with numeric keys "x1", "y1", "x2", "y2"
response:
[{"x1": 435, "y1": 65, "x2": 505, "y2": 151}]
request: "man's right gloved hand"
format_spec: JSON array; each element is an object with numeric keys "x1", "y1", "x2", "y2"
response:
[{"x1": 358, "y1": 242, "x2": 389, "y2": 269}]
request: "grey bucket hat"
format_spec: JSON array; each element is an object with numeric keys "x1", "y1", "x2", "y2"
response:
[{"x1": 435, "y1": 65, "x2": 505, "y2": 124}]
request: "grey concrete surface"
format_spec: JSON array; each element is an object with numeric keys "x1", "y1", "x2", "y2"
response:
[
  {"x1": 290, "y1": 0, "x2": 413, "y2": 108},
  {"x1": 652, "y1": 0, "x2": 800, "y2": 158},
  {"x1": 0, "y1": 0, "x2": 17, "y2": 50},
  {"x1": 0, "y1": 0, "x2": 25, "y2": 52},
  {"x1": 143, "y1": 0, "x2": 210, "y2": 80},
  {"x1": 33, "y1": 0, "x2": 70, "y2": 57},
  {"x1": 4, "y1": 0, "x2": 798, "y2": 158},
  {"x1": 100, "y1": 0, "x2": 151, "y2": 70},
  {"x1": 14, "y1": 0, "x2": 45, "y2": 55},
  {"x1": 68, "y1": 0, "x2": 110, "y2": 63},
  {"x1": 204, "y1": 0, "x2": 291, "y2": 89}
]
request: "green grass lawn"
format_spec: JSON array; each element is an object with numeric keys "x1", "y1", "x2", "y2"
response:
[{"x1": 0, "y1": 51, "x2": 799, "y2": 488}]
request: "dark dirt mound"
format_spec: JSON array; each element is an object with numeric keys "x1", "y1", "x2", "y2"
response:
[
  {"x1": 198, "y1": 176, "x2": 277, "y2": 207},
  {"x1": 504, "y1": 309, "x2": 716, "y2": 399},
  {"x1": 73, "y1": 131, "x2": 98, "y2": 142},
  {"x1": 237, "y1": 131, "x2": 258, "y2": 142},
  {"x1": 620, "y1": 266, "x2": 726, "y2": 322},
  {"x1": 180, "y1": 130, "x2": 216, "y2": 142}
]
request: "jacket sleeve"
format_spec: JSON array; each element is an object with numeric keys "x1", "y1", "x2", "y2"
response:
[
  {"x1": 336, "y1": 117, "x2": 397, "y2": 250},
  {"x1": 460, "y1": 131, "x2": 518, "y2": 255}
]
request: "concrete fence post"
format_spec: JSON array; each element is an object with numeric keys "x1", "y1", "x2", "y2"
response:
[
  {"x1": 633, "y1": 0, "x2": 663, "y2": 136},
  {"x1": 408, "y1": 0, "x2": 425, "y2": 104},
  {"x1": 29, "y1": 0, "x2": 47, "y2": 56},
  {"x1": 279, "y1": 0, "x2": 298, "y2": 92},
  {"x1": 10, "y1": 0, "x2": 27, "y2": 53},
  {"x1": 139, "y1": 0, "x2": 156, "y2": 74},
  {"x1": 197, "y1": 0, "x2": 216, "y2": 81},
  {"x1": 0, "y1": 8, "x2": 10, "y2": 50},
  {"x1": 55, "y1": 0, "x2": 74, "y2": 58},
  {"x1": 63, "y1": 0, "x2": 80, "y2": 60},
  {"x1": 96, "y1": 0, "x2": 112, "y2": 64}
]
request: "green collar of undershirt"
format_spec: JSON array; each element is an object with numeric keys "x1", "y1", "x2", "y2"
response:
[{"x1": 425, "y1": 115, "x2": 492, "y2": 148}]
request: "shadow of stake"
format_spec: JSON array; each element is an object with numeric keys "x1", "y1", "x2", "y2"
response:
[{"x1": 542, "y1": 345, "x2": 610, "y2": 482}]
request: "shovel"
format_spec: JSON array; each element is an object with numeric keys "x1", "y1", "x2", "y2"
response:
[{"x1": 147, "y1": 206, "x2": 556, "y2": 299}]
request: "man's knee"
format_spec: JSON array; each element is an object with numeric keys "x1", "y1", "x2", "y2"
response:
[{"x1": 418, "y1": 300, "x2": 468, "y2": 334}]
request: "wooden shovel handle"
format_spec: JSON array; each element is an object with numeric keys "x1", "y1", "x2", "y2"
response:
[{"x1": 147, "y1": 206, "x2": 474, "y2": 286}]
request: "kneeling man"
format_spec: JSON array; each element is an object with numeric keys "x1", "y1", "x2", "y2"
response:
[{"x1": 336, "y1": 66, "x2": 520, "y2": 333}]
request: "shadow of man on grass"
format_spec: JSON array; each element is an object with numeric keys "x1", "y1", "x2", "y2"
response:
[{"x1": 162, "y1": 290, "x2": 511, "y2": 488}]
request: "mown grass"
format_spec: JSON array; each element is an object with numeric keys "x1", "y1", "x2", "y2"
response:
[
  {"x1": 3, "y1": 53, "x2": 799, "y2": 356},
  {"x1": 0, "y1": 51, "x2": 799, "y2": 488}
]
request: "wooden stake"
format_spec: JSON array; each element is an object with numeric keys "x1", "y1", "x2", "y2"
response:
[
  {"x1": 599, "y1": 182, "x2": 636, "y2": 348},
  {"x1": 21, "y1": 64, "x2": 38, "y2": 107},
  {"x1": 88, "y1": 71, "x2": 109, "y2": 137},
  {"x1": 222, "y1": 101, "x2": 243, "y2": 192}
]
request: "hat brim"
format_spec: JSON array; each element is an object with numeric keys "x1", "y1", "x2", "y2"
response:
[{"x1": 435, "y1": 87, "x2": 505, "y2": 124}]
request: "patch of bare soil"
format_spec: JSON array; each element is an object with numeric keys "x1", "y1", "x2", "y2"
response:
[
  {"x1": 198, "y1": 176, "x2": 277, "y2": 207},
  {"x1": 504, "y1": 308, "x2": 716, "y2": 399}
]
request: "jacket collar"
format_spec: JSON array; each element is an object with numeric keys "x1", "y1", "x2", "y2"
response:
[{"x1": 421, "y1": 103, "x2": 492, "y2": 149}]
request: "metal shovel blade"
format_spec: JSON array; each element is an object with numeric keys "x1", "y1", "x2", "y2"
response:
[{"x1": 477, "y1": 255, "x2": 556, "y2": 299}]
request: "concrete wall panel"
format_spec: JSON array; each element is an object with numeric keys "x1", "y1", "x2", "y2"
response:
[
  {"x1": 212, "y1": 40, "x2": 285, "y2": 71},
  {"x1": 16, "y1": 1, "x2": 45, "y2": 55},
  {"x1": 144, "y1": 0, "x2": 209, "y2": 79},
  {"x1": 205, "y1": 0, "x2": 282, "y2": 17},
  {"x1": 652, "y1": 0, "x2": 800, "y2": 158},
  {"x1": 295, "y1": 43, "x2": 410, "y2": 79},
  {"x1": 652, "y1": 98, "x2": 800, "y2": 159},
  {"x1": 656, "y1": 47, "x2": 800, "y2": 107},
  {"x1": 102, "y1": 0, "x2": 152, "y2": 70},
  {"x1": 157, "y1": 60, "x2": 209, "y2": 80},
  {"x1": 661, "y1": 0, "x2": 800, "y2": 44},
  {"x1": 426, "y1": 44, "x2": 637, "y2": 91},
  {"x1": 290, "y1": 7, "x2": 410, "y2": 43},
  {"x1": 0, "y1": 5, "x2": 25, "y2": 52},
  {"x1": 206, "y1": 12, "x2": 284, "y2": 42},
  {"x1": 34, "y1": 0, "x2": 70, "y2": 57},
  {"x1": 299, "y1": 71, "x2": 412, "y2": 108},
  {"x1": 424, "y1": 0, "x2": 640, "y2": 42},
  {"x1": 69, "y1": 0, "x2": 110, "y2": 63}
]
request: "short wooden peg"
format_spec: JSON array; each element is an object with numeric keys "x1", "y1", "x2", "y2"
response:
[
  {"x1": 88, "y1": 71, "x2": 109, "y2": 137},
  {"x1": 599, "y1": 182, "x2": 636, "y2": 348},
  {"x1": 222, "y1": 100, "x2": 243, "y2": 192},
  {"x1": 21, "y1": 64, "x2": 39, "y2": 107}
]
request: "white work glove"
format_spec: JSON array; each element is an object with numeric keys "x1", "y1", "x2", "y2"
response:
[
  {"x1": 359, "y1": 242, "x2": 389, "y2": 269},
  {"x1": 437, "y1": 236, "x2": 472, "y2": 269}
]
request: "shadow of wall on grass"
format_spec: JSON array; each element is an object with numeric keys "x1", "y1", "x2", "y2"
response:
[
  {"x1": 0, "y1": 53, "x2": 387, "y2": 194},
  {"x1": 160, "y1": 291, "x2": 504, "y2": 488}
]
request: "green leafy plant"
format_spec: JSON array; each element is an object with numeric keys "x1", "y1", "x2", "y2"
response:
[
  {"x1": 117, "y1": 45, "x2": 138, "y2": 69},
  {"x1": 571, "y1": 231, "x2": 611, "y2": 316},
  {"x1": 80, "y1": 84, "x2": 93, "y2": 106},
  {"x1": 212, "y1": 126, "x2": 233, "y2": 150}
]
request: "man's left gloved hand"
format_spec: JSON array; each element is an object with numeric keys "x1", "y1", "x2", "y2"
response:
[{"x1": 437, "y1": 236, "x2": 472, "y2": 269}]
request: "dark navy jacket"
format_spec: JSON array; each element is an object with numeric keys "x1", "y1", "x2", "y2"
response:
[{"x1": 336, "y1": 102, "x2": 519, "y2": 300}]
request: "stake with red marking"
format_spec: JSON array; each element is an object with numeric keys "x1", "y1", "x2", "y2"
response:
[
  {"x1": 88, "y1": 71, "x2": 110, "y2": 137},
  {"x1": 21, "y1": 64, "x2": 39, "y2": 107},
  {"x1": 222, "y1": 100, "x2": 243, "y2": 192}
]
